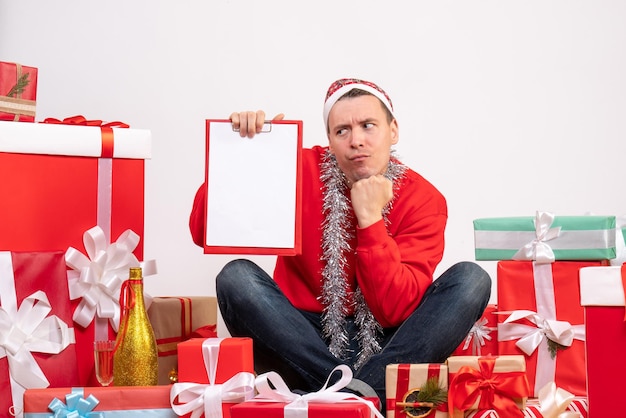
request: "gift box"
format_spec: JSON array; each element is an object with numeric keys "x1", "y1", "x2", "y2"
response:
[
  {"x1": 496, "y1": 260, "x2": 604, "y2": 397},
  {"x1": 24, "y1": 386, "x2": 176, "y2": 417},
  {"x1": 447, "y1": 355, "x2": 529, "y2": 418},
  {"x1": 454, "y1": 304, "x2": 498, "y2": 356},
  {"x1": 0, "y1": 62, "x2": 37, "y2": 122},
  {"x1": 147, "y1": 296, "x2": 218, "y2": 385},
  {"x1": 230, "y1": 365, "x2": 383, "y2": 418},
  {"x1": 172, "y1": 338, "x2": 255, "y2": 417},
  {"x1": 386, "y1": 363, "x2": 448, "y2": 418},
  {"x1": 465, "y1": 382, "x2": 588, "y2": 417},
  {"x1": 579, "y1": 264, "x2": 626, "y2": 418},
  {"x1": 473, "y1": 212, "x2": 616, "y2": 261},
  {"x1": 0, "y1": 119, "x2": 152, "y2": 386},
  {"x1": 231, "y1": 399, "x2": 381, "y2": 418},
  {"x1": 0, "y1": 251, "x2": 78, "y2": 418},
  {"x1": 177, "y1": 337, "x2": 254, "y2": 384}
]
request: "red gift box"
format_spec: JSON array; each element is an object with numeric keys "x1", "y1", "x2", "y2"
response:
[
  {"x1": 496, "y1": 260, "x2": 604, "y2": 397},
  {"x1": 465, "y1": 382, "x2": 588, "y2": 417},
  {"x1": 172, "y1": 337, "x2": 255, "y2": 417},
  {"x1": 0, "y1": 251, "x2": 78, "y2": 418},
  {"x1": 231, "y1": 399, "x2": 381, "y2": 418},
  {"x1": 23, "y1": 386, "x2": 175, "y2": 417},
  {"x1": 177, "y1": 337, "x2": 254, "y2": 384},
  {"x1": 0, "y1": 62, "x2": 37, "y2": 122},
  {"x1": 454, "y1": 304, "x2": 498, "y2": 356},
  {"x1": 231, "y1": 365, "x2": 383, "y2": 418},
  {"x1": 0, "y1": 120, "x2": 152, "y2": 387},
  {"x1": 385, "y1": 363, "x2": 448, "y2": 418},
  {"x1": 579, "y1": 264, "x2": 626, "y2": 417}
]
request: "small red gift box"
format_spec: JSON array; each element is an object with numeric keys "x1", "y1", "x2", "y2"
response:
[
  {"x1": 385, "y1": 363, "x2": 448, "y2": 418},
  {"x1": 579, "y1": 264, "x2": 626, "y2": 417},
  {"x1": 172, "y1": 338, "x2": 255, "y2": 417},
  {"x1": 0, "y1": 251, "x2": 79, "y2": 418},
  {"x1": 177, "y1": 337, "x2": 254, "y2": 384},
  {"x1": 0, "y1": 62, "x2": 37, "y2": 122},
  {"x1": 147, "y1": 296, "x2": 218, "y2": 385},
  {"x1": 454, "y1": 304, "x2": 498, "y2": 356},
  {"x1": 447, "y1": 355, "x2": 529, "y2": 418},
  {"x1": 0, "y1": 119, "x2": 151, "y2": 387},
  {"x1": 23, "y1": 386, "x2": 175, "y2": 417},
  {"x1": 496, "y1": 260, "x2": 605, "y2": 397}
]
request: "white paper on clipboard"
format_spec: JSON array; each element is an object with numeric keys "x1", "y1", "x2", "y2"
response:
[{"x1": 204, "y1": 119, "x2": 302, "y2": 254}]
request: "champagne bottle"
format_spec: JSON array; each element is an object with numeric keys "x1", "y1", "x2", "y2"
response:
[{"x1": 113, "y1": 267, "x2": 158, "y2": 386}]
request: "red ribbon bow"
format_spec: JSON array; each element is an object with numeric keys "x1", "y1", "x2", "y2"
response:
[
  {"x1": 448, "y1": 356, "x2": 530, "y2": 418},
  {"x1": 41, "y1": 115, "x2": 129, "y2": 158},
  {"x1": 42, "y1": 115, "x2": 129, "y2": 128}
]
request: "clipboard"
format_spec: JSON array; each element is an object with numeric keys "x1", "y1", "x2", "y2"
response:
[{"x1": 203, "y1": 119, "x2": 303, "y2": 255}]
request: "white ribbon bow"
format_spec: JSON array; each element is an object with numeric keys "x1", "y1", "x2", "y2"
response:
[
  {"x1": 462, "y1": 317, "x2": 497, "y2": 355},
  {"x1": 497, "y1": 310, "x2": 584, "y2": 356},
  {"x1": 170, "y1": 338, "x2": 256, "y2": 418},
  {"x1": 0, "y1": 290, "x2": 75, "y2": 389},
  {"x1": 513, "y1": 211, "x2": 561, "y2": 264},
  {"x1": 253, "y1": 365, "x2": 384, "y2": 418},
  {"x1": 536, "y1": 382, "x2": 581, "y2": 418},
  {"x1": 65, "y1": 226, "x2": 156, "y2": 332}
]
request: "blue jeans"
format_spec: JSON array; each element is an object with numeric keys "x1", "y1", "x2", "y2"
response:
[{"x1": 216, "y1": 259, "x2": 491, "y2": 409}]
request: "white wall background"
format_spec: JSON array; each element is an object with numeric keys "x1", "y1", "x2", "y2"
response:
[{"x1": 2, "y1": 1, "x2": 625, "y2": 337}]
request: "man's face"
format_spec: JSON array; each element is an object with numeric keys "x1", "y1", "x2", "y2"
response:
[{"x1": 327, "y1": 94, "x2": 399, "y2": 185}]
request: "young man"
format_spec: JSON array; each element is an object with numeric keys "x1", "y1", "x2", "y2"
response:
[{"x1": 189, "y1": 78, "x2": 491, "y2": 409}]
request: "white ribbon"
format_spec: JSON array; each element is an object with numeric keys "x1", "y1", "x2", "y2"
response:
[
  {"x1": 253, "y1": 365, "x2": 384, "y2": 418},
  {"x1": 497, "y1": 262, "x2": 585, "y2": 396},
  {"x1": 170, "y1": 338, "x2": 256, "y2": 418},
  {"x1": 65, "y1": 226, "x2": 157, "y2": 337},
  {"x1": 512, "y1": 211, "x2": 561, "y2": 264},
  {"x1": 462, "y1": 317, "x2": 497, "y2": 356},
  {"x1": 0, "y1": 252, "x2": 75, "y2": 417},
  {"x1": 536, "y1": 382, "x2": 581, "y2": 418},
  {"x1": 498, "y1": 310, "x2": 584, "y2": 355}
]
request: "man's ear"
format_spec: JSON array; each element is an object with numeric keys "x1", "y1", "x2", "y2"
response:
[{"x1": 390, "y1": 119, "x2": 399, "y2": 145}]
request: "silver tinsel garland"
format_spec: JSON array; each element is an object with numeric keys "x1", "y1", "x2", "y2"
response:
[{"x1": 319, "y1": 149, "x2": 406, "y2": 369}]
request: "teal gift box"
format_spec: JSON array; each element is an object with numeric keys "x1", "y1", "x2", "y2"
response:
[{"x1": 473, "y1": 212, "x2": 616, "y2": 262}]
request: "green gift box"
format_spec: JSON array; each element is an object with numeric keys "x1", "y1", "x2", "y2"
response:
[{"x1": 473, "y1": 211, "x2": 616, "y2": 262}]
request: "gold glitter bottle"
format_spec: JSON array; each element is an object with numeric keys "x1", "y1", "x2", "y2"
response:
[{"x1": 113, "y1": 267, "x2": 158, "y2": 386}]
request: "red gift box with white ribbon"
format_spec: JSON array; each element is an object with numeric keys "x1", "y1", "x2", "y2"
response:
[
  {"x1": 496, "y1": 260, "x2": 605, "y2": 397},
  {"x1": 0, "y1": 118, "x2": 152, "y2": 386},
  {"x1": 454, "y1": 304, "x2": 498, "y2": 357},
  {"x1": 172, "y1": 337, "x2": 255, "y2": 418},
  {"x1": 231, "y1": 365, "x2": 383, "y2": 418},
  {"x1": 0, "y1": 251, "x2": 78, "y2": 418}
]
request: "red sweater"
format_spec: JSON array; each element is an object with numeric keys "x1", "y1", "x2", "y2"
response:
[{"x1": 189, "y1": 145, "x2": 447, "y2": 328}]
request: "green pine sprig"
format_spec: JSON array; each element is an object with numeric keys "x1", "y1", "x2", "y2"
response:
[
  {"x1": 6, "y1": 72, "x2": 30, "y2": 97},
  {"x1": 547, "y1": 338, "x2": 568, "y2": 359},
  {"x1": 415, "y1": 376, "x2": 448, "y2": 406}
]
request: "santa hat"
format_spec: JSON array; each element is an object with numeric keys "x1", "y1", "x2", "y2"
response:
[{"x1": 323, "y1": 78, "x2": 395, "y2": 130}]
